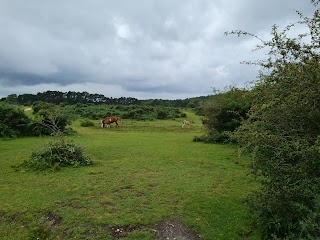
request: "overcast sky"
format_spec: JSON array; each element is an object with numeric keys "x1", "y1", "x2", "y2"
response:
[{"x1": 0, "y1": 1, "x2": 315, "y2": 100}]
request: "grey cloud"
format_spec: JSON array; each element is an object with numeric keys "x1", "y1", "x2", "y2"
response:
[{"x1": 0, "y1": 0, "x2": 315, "y2": 99}]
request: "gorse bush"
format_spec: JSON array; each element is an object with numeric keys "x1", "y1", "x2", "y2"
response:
[{"x1": 19, "y1": 136, "x2": 92, "y2": 171}]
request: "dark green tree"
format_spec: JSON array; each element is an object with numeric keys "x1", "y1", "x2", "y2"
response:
[{"x1": 6, "y1": 94, "x2": 18, "y2": 104}]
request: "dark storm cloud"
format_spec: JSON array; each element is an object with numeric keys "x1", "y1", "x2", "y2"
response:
[{"x1": 0, "y1": 0, "x2": 316, "y2": 99}]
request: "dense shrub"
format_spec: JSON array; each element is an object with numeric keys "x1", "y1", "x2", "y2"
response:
[
  {"x1": 0, "y1": 102, "x2": 31, "y2": 137},
  {"x1": 196, "y1": 88, "x2": 252, "y2": 143},
  {"x1": 156, "y1": 110, "x2": 168, "y2": 119},
  {"x1": 80, "y1": 119, "x2": 95, "y2": 127},
  {"x1": 180, "y1": 113, "x2": 187, "y2": 118},
  {"x1": 230, "y1": 1, "x2": 320, "y2": 238},
  {"x1": 19, "y1": 136, "x2": 92, "y2": 171},
  {"x1": 202, "y1": 88, "x2": 252, "y2": 133}
]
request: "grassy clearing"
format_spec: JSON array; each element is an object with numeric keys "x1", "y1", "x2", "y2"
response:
[{"x1": 0, "y1": 114, "x2": 259, "y2": 239}]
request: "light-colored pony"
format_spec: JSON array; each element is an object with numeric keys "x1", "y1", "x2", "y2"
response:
[{"x1": 182, "y1": 120, "x2": 194, "y2": 128}]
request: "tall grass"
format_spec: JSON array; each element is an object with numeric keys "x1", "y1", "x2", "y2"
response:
[{"x1": 0, "y1": 116, "x2": 259, "y2": 239}]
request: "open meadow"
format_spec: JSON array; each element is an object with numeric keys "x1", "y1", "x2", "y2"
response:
[{"x1": 0, "y1": 113, "x2": 259, "y2": 239}]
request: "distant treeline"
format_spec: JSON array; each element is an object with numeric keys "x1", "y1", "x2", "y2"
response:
[{"x1": 1, "y1": 91, "x2": 209, "y2": 108}]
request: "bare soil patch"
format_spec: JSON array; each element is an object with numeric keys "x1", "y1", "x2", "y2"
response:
[
  {"x1": 44, "y1": 212, "x2": 62, "y2": 228},
  {"x1": 102, "y1": 224, "x2": 148, "y2": 239},
  {"x1": 103, "y1": 219, "x2": 201, "y2": 239},
  {"x1": 152, "y1": 219, "x2": 201, "y2": 240}
]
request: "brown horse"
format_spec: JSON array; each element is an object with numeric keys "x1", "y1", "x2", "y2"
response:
[{"x1": 101, "y1": 116, "x2": 121, "y2": 128}]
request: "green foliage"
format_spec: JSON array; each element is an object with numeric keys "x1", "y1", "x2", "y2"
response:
[
  {"x1": 203, "y1": 87, "x2": 252, "y2": 133},
  {"x1": 19, "y1": 136, "x2": 92, "y2": 171},
  {"x1": 156, "y1": 110, "x2": 168, "y2": 119},
  {"x1": 0, "y1": 102, "x2": 31, "y2": 138},
  {"x1": 180, "y1": 112, "x2": 187, "y2": 118},
  {"x1": 32, "y1": 102, "x2": 74, "y2": 135},
  {"x1": 59, "y1": 104, "x2": 182, "y2": 121},
  {"x1": 0, "y1": 102, "x2": 74, "y2": 138},
  {"x1": 5, "y1": 94, "x2": 18, "y2": 104},
  {"x1": 0, "y1": 123, "x2": 17, "y2": 138},
  {"x1": 197, "y1": 87, "x2": 252, "y2": 143},
  {"x1": 8, "y1": 90, "x2": 209, "y2": 108},
  {"x1": 231, "y1": 2, "x2": 320, "y2": 238},
  {"x1": 80, "y1": 119, "x2": 95, "y2": 127}
]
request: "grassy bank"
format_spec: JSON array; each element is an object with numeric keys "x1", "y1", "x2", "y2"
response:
[{"x1": 0, "y1": 116, "x2": 259, "y2": 239}]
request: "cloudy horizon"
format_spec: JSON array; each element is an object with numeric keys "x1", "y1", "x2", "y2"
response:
[{"x1": 0, "y1": 1, "x2": 315, "y2": 100}]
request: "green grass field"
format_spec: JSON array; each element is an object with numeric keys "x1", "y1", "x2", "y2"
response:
[{"x1": 0, "y1": 113, "x2": 259, "y2": 239}]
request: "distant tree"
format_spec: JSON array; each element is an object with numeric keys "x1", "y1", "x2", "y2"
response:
[
  {"x1": 17, "y1": 94, "x2": 37, "y2": 105},
  {"x1": 6, "y1": 94, "x2": 18, "y2": 104},
  {"x1": 5, "y1": 90, "x2": 210, "y2": 107}
]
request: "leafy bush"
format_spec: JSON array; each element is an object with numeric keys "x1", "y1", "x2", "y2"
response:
[
  {"x1": 156, "y1": 110, "x2": 168, "y2": 119},
  {"x1": 180, "y1": 113, "x2": 187, "y2": 118},
  {"x1": 19, "y1": 136, "x2": 92, "y2": 171},
  {"x1": 32, "y1": 102, "x2": 74, "y2": 135},
  {"x1": 0, "y1": 123, "x2": 18, "y2": 138},
  {"x1": 0, "y1": 102, "x2": 31, "y2": 137},
  {"x1": 196, "y1": 87, "x2": 251, "y2": 144},
  {"x1": 80, "y1": 119, "x2": 95, "y2": 127},
  {"x1": 230, "y1": 1, "x2": 320, "y2": 238},
  {"x1": 202, "y1": 87, "x2": 252, "y2": 133}
]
